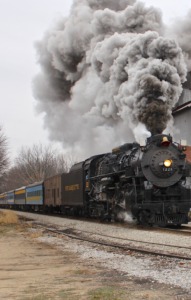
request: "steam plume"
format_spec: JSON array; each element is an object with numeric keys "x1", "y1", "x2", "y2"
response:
[
  {"x1": 168, "y1": 10, "x2": 191, "y2": 73},
  {"x1": 33, "y1": 0, "x2": 187, "y2": 158}
]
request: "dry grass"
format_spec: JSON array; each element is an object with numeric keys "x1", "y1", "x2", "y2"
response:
[
  {"x1": 0, "y1": 210, "x2": 19, "y2": 225},
  {"x1": 29, "y1": 231, "x2": 43, "y2": 239},
  {"x1": 88, "y1": 286, "x2": 127, "y2": 300}
]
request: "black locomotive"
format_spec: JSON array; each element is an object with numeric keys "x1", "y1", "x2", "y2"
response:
[{"x1": 63, "y1": 134, "x2": 191, "y2": 226}]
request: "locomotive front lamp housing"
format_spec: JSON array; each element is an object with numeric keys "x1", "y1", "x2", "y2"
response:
[{"x1": 164, "y1": 159, "x2": 172, "y2": 167}]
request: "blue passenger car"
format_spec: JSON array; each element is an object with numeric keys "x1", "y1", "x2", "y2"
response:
[
  {"x1": 7, "y1": 191, "x2": 14, "y2": 206},
  {"x1": 26, "y1": 182, "x2": 44, "y2": 206},
  {"x1": 15, "y1": 187, "x2": 26, "y2": 205},
  {"x1": 0, "y1": 192, "x2": 6, "y2": 205}
]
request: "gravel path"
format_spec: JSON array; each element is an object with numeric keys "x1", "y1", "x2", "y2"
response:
[{"x1": 11, "y1": 211, "x2": 191, "y2": 293}]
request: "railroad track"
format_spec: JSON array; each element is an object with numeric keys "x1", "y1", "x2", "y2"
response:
[
  {"x1": 149, "y1": 224, "x2": 191, "y2": 236},
  {"x1": 6, "y1": 208, "x2": 191, "y2": 236},
  {"x1": 20, "y1": 209, "x2": 191, "y2": 236},
  {"x1": 10, "y1": 210, "x2": 191, "y2": 260},
  {"x1": 33, "y1": 222, "x2": 191, "y2": 261}
]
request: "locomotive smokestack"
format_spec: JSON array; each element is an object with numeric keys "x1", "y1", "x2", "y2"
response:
[{"x1": 33, "y1": 0, "x2": 187, "y2": 158}]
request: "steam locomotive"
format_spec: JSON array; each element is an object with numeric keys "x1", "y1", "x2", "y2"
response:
[
  {"x1": 0, "y1": 134, "x2": 191, "y2": 226},
  {"x1": 68, "y1": 133, "x2": 191, "y2": 226}
]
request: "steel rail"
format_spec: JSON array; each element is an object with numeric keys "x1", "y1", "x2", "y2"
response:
[{"x1": 34, "y1": 223, "x2": 191, "y2": 261}]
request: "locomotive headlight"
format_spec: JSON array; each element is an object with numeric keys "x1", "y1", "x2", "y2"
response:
[{"x1": 164, "y1": 159, "x2": 172, "y2": 167}]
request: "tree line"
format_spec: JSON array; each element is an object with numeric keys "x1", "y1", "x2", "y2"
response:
[{"x1": 0, "y1": 126, "x2": 77, "y2": 193}]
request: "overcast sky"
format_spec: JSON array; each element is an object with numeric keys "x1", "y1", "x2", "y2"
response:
[{"x1": 0, "y1": 0, "x2": 191, "y2": 162}]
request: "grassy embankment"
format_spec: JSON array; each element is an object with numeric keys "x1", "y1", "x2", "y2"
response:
[{"x1": 0, "y1": 210, "x2": 19, "y2": 234}]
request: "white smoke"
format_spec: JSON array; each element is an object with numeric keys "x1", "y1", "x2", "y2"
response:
[
  {"x1": 134, "y1": 122, "x2": 151, "y2": 144},
  {"x1": 167, "y1": 10, "x2": 191, "y2": 73},
  {"x1": 33, "y1": 0, "x2": 187, "y2": 159},
  {"x1": 117, "y1": 211, "x2": 136, "y2": 224}
]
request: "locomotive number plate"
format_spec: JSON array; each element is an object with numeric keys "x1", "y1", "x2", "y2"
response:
[{"x1": 162, "y1": 167, "x2": 173, "y2": 172}]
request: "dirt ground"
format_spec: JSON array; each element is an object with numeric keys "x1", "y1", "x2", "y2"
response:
[{"x1": 0, "y1": 222, "x2": 190, "y2": 300}]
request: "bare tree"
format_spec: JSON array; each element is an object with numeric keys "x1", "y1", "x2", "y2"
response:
[
  {"x1": 55, "y1": 153, "x2": 78, "y2": 173},
  {"x1": 3, "y1": 166, "x2": 24, "y2": 191},
  {"x1": 0, "y1": 126, "x2": 9, "y2": 175},
  {"x1": 14, "y1": 144, "x2": 58, "y2": 185},
  {"x1": 0, "y1": 126, "x2": 9, "y2": 192},
  {"x1": 4, "y1": 143, "x2": 78, "y2": 188}
]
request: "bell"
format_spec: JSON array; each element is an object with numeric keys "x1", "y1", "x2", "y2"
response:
[{"x1": 161, "y1": 136, "x2": 170, "y2": 147}]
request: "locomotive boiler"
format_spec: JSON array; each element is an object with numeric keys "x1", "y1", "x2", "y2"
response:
[{"x1": 83, "y1": 134, "x2": 191, "y2": 226}]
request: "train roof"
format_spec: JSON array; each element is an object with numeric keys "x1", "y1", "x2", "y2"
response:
[
  {"x1": 44, "y1": 173, "x2": 64, "y2": 182},
  {"x1": 70, "y1": 161, "x2": 84, "y2": 172},
  {"x1": 7, "y1": 190, "x2": 15, "y2": 194},
  {"x1": 26, "y1": 181, "x2": 44, "y2": 188},
  {"x1": 15, "y1": 186, "x2": 26, "y2": 191}
]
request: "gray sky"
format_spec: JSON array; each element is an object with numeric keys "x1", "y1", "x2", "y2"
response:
[{"x1": 0, "y1": 0, "x2": 191, "y2": 162}]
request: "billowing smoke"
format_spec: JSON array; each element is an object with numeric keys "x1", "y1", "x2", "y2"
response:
[
  {"x1": 167, "y1": 10, "x2": 191, "y2": 73},
  {"x1": 33, "y1": 0, "x2": 187, "y2": 158}
]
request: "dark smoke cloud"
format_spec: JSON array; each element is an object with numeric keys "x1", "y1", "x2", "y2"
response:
[{"x1": 33, "y1": 0, "x2": 187, "y2": 158}]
